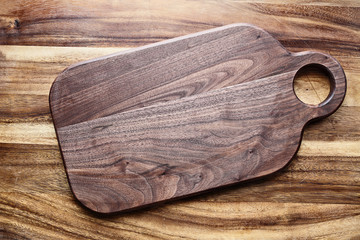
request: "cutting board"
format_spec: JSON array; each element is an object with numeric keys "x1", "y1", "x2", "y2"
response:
[{"x1": 49, "y1": 23, "x2": 346, "y2": 213}]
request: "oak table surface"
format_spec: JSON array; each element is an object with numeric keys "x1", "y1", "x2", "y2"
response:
[{"x1": 1, "y1": 1, "x2": 359, "y2": 239}]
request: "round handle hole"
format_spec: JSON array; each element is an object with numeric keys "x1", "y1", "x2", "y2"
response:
[{"x1": 293, "y1": 64, "x2": 331, "y2": 105}]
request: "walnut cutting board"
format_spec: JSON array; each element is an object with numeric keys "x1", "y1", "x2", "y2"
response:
[{"x1": 49, "y1": 24, "x2": 346, "y2": 213}]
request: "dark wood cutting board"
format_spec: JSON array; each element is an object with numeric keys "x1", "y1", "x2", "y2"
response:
[{"x1": 49, "y1": 23, "x2": 346, "y2": 213}]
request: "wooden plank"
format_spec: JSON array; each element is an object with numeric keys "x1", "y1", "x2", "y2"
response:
[
  {"x1": 0, "y1": 144, "x2": 68, "y2": 195},
  {"x1": 1, "y1": 192, "x2": 360, "y2": 239},
  {"x1": 0, "y1": 123, "x2": 56, "y2": 145},
  {"x1": 0, "y1": 0, "x2": 359, "y2": 52}
]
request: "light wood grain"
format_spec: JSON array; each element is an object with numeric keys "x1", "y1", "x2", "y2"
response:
[
  {"x1": 1, "y1": 0, "x2": 359, "y2": 51},
  {"x1": 1, "y1": 0, "x2": 360, "y2": 239}
]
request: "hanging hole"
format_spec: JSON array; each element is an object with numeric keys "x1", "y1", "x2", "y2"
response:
[{"x1": 293, "y1": 64, "x2": 331, "y2": 105}]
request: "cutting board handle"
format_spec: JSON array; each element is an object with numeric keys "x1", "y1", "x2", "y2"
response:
[{"x1": 293, "y1": 51, "x2": 346, "y2": 121}]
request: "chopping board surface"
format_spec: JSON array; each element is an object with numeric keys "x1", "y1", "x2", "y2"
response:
[{"x1": 50, "y1": 24, "x2": 346, "y2": 213}]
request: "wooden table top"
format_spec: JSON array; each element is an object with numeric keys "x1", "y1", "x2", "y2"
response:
[{"x1": 1, "y1": 1, "x2": 359, "y2": 239}]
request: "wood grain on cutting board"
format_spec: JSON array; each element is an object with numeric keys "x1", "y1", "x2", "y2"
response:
[
  {"x1": 49, "y1": 24, "x2": 347, "y2": 213},
  {"x1": 1, "y1": 0, "x2": 359, "y2": 239}
]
